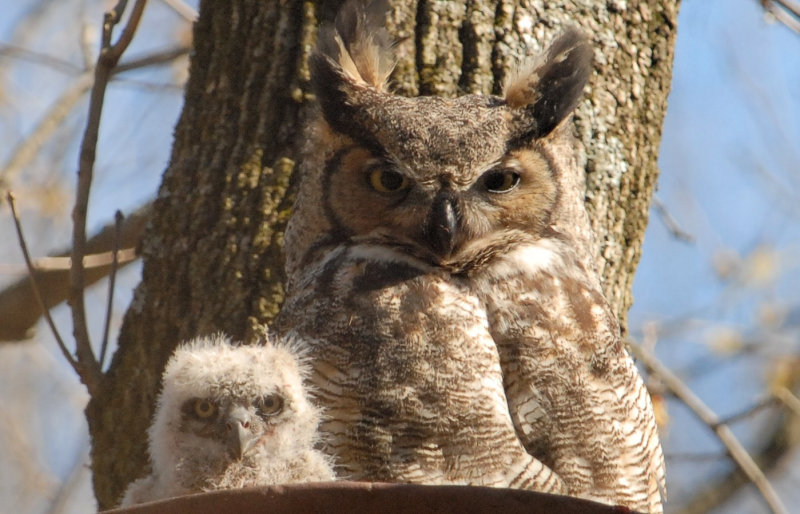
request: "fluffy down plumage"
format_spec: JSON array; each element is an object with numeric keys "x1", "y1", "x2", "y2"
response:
[{"x1": 119, "y1": 334, "x2": 334, "y2": 507}]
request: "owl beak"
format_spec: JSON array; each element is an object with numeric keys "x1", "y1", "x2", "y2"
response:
[
  {"x1": 226, "y1": 408, "x2": 258, "y2": 460},
  {"x1": 426, "y1": 189, "x2": 459, "y2": 259}
]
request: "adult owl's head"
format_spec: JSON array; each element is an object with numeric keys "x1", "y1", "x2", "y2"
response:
[{"x1": 298, "y1": 0, "x2": 592, "y2": 271}]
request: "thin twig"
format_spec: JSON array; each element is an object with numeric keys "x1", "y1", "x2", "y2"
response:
[
  {"x1": 102, "y1": 0, "x2": 129, "y2": 48},
  {"x1": 666, "y1": 451, "x2": 729, "y2": 463},
  {"x1": 773, "y1": 386, "x2": 800, "y2": 417},
  {"x1": 99, "y1": 211, "x2": 124, "y2": 368},
  {"x1": 106, "y1": 1, "x2": 147, "y2": 64},
  {"x1": 717, "y1": 396, "x2": 778, "y2": 426},
  {"x1": 6, "y1": 192, "x2": 78, "y2": 370},
  {"x1": 1, "y1": 45, "x2": 188, "y2": 191},
  {"x1": 115, "y1": 46, "x2": 190, "y2": 73},
  {"x1": 0, "y1": 43, "x2": 82, "y2": 74},
  {"x1": 1, "y1": 72, "x2": 94, "y2": 191},
  {"x1": 0, "y1": 248, "x2": 137, "y2": 273},
  {"x1": 629, "y1": 341, "x2": 788, "y2": 514},
  {"x1": 762, "y1": 0, "x2": 800, "y2": 33},
  {"x1": 768, "y1": 7, "x2": 800, "y2": 32},
  {"x1": 79, "y1": 22, "x2": 97, "y2": 70},
  {"x1": 652, "y1": 196, "x2": 694, "y2": 243},
  {"x1": 765, "y1": 0, "x2": 800, "y2": 19},
  {"x1": 0, "y1": 205, "x2": 149, "y2": 342},
  {"x1": 70, "y1": 0, "x2": 148, "y2": 395},
  {"x1": 46, "y1": 440, "x2": 91, "y2": 514}
]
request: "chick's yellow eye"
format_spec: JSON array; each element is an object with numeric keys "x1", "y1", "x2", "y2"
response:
[
  {"x1": 193, "y1": 399, "x2": 216, "y2": 419},
  {"x1": 368, "y1": 168, "x2": 409, "y2": 193},
  {"x1": 257, "y1": 394, "x2": 285, "y2": 417}
]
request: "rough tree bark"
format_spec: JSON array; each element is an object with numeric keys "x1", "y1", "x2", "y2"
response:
[{"x1": 86, "y1": 0, "x2": 679, "y2": 508}]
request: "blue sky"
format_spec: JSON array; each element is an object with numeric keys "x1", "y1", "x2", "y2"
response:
[{"x1": 631, "y1": 0, "x2": 800, "y2": 510}]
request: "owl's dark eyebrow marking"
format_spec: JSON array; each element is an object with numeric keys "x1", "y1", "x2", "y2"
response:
[{"x1": 321, "y1": 146, "x2": 358, "y2": 241}]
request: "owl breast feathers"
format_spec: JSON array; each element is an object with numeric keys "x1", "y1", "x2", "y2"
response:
[
  {"x1": 277, "y1": 0, "x2": 665, "y2": 512},
  {"x1": 119, "y1": 334, "x2": 334, "y2": 507}
]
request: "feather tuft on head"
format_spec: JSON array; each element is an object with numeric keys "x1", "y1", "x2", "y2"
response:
[
  {"x1": 314, "y1": 0, "x2": 396, "y2": 92},
  {"x1": 504, "y1": 27, "x2": 593, "y2": 140}
]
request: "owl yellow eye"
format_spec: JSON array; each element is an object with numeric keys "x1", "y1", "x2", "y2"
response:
[
  {"x1": 193, "y1": 399, "x2": 217, "y2": 419},
  {"x1": 256, "y1": 394, "x2": 285, "y2": 417},
  {"x1": 483, "y1": 169, "x2": 520, "y2": 193},
  {"x1": 368, "y1": 168, "x2": 410, "y2": 193}
]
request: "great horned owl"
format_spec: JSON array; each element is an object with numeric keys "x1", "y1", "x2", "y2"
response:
[
  {"x1": 277, "y1": 0, "x2": 665, "y2": 512},
  {"x1": 119, "y1": 334, "x2": 334, "y2": 507}
]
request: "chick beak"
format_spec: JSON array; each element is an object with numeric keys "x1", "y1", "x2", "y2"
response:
[
  {"x1": 425, "y1": 189, "x2": 459, "y2": 260},
  {"x1": 226, "y1": 407, "x2": 257, "y2": 460}
]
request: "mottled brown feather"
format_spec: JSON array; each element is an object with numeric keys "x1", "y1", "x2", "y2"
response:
[{"x1": 280, "y1": 3, "x2": 665, "y2": 513}]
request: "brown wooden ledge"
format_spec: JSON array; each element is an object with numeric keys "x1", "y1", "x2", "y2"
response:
[{"x1": 103, "y1": 481, "x2": 638, "y2": 513}]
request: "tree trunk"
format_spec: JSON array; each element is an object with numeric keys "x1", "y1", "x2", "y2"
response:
[{"x1": 87, "y1": 0, "x2": 679, "y2": 508}]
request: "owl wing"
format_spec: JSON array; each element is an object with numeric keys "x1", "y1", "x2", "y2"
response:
[
  {"x1": 277, "y1": 244, "x2": 565, "y2": 492},
  {"x1": 479, "y1": 245, "x2": 666, "y2": 512}
]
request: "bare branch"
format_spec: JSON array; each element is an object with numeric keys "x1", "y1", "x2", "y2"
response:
[
  {"x1": 667, "y1": 451, "x2": 729, "y2": 463},
  {"x1": 115, "y1": 46, "x2": 190, "y2": 74},
  {"x1": 0, "y1": 249, "x2": 137, "y2": 273},
  {"x1": 773, "y1": 0, "x2": 800, "y2": 17},
  {"x1": 0, "y1": 206, "x2": 147, "y2": 342},
  {"x1": 719, "y1": 396, "x2": 778, "y2": 425},
  {"x1": 1, "y1": 72, "x2": 94, "y2": 191},
  {"x1": 762, "y1": 0, "x2": 800, "y2": 33},
  {"x1": 6, "y1": 192, "x2": 78, "y2": 371},
  {"x1": 80, "y1": 22, "x2": 97, "y2": 71},
  {"x1": 99, "y1": 211, "x2": 124, "y2": 369},
  {"x1": 70, "y1": 0, "x2": 148, "y2": 394},
  {"x1": 717, "y1": 396, "x2": 779, "y2": 426},
  {"x1": 651, "y1": 196, "x2": 694, "y2": 243},
  {"x1": 1, "y1": 45, "x2": 188, "y2": 201},
  {"x1": 105, "y1": 1, "x2": 148, "y2": 64},
  {"x1": 46, "y1": 440, "x2": 91, "y2": 514},
  {"x1": 102, "y1": 0, "x2": 129, "y2": 49},
  {"x1": 628, "y1": 341, "x2": 788, "y2": 514},
  {"x1": 676, "y1": 359, "x2": 800, "y2": 514},
  {"x1": 765, "y1": 0, "x2": 800, "y2": 20},
  {"x1": 0, "y1": 43, "x2": 82, "y2": 74},
  {"x1": 772, "y1": 386, "x2": 800, "y2": 417}
]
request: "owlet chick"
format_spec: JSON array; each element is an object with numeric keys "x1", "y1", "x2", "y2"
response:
[{"x1": 119, "y1": 334, "x2": 334, "y2": 507}]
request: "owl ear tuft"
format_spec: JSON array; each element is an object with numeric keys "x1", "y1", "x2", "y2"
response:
[
  {"x1": 505, "y1": 28, "x2": 592, "y2": 140},
  {"x1": 310, "y1": 0, "x2": 396, "y2": 144}
]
